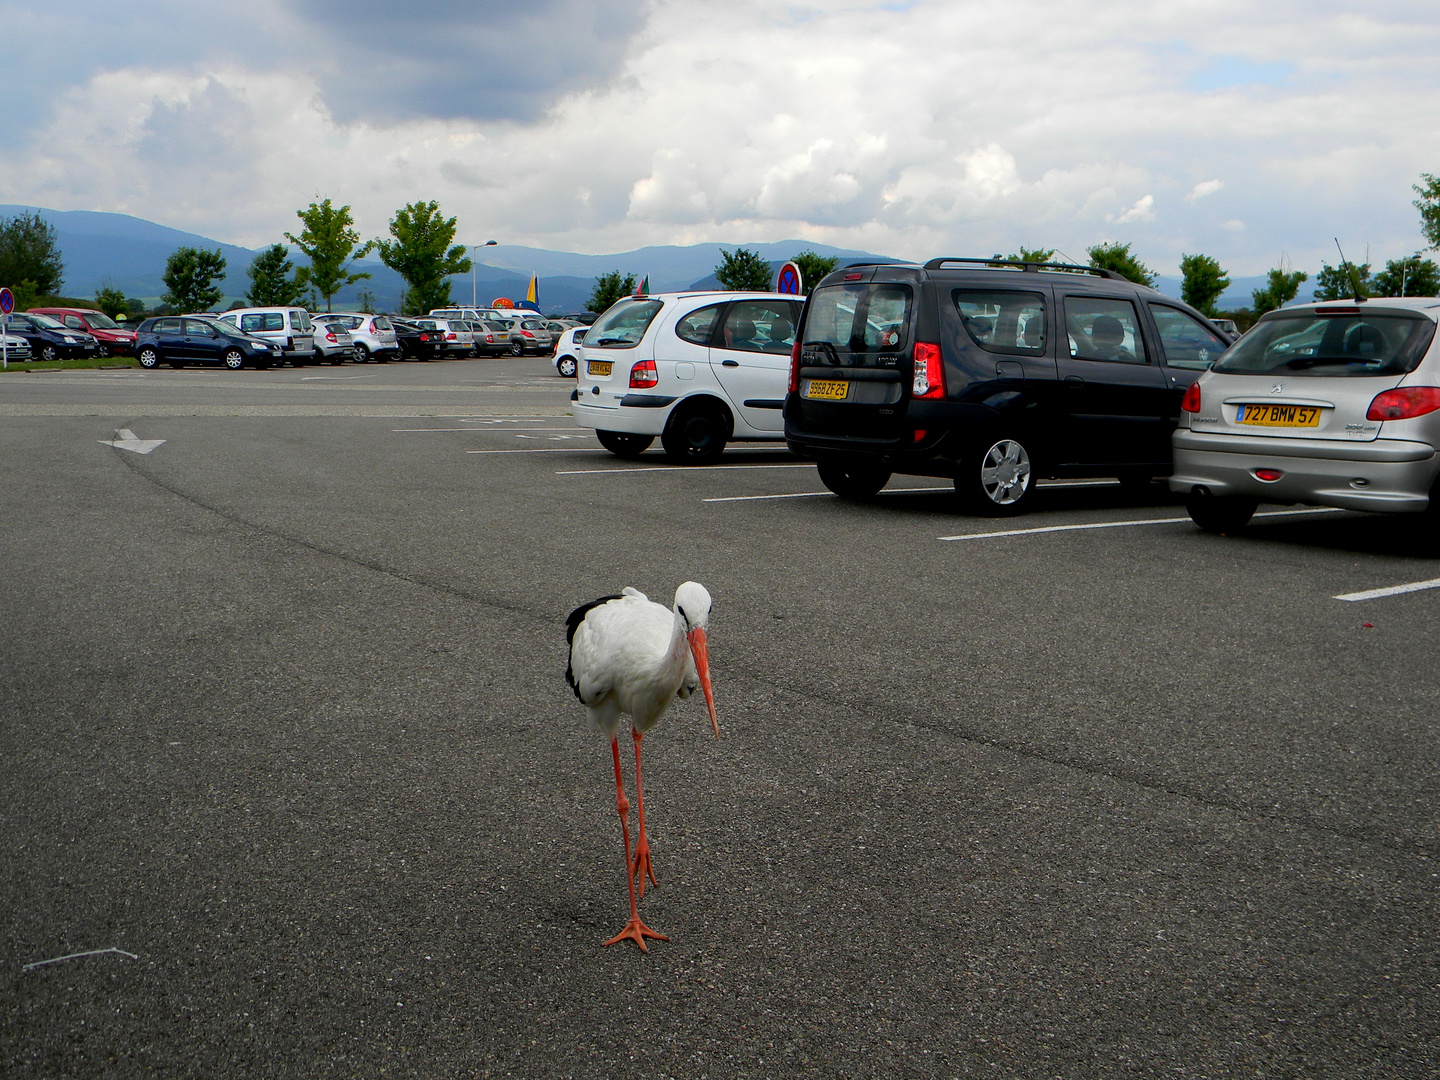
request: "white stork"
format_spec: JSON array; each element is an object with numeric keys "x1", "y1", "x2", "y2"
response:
[{"x1": 565, "y1": 582, "x2": 719, "y2": 950}]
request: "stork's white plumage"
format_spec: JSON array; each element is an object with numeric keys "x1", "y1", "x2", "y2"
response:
[{"x1": 565, "y1": 582, "x2": 719, "y2": 950}]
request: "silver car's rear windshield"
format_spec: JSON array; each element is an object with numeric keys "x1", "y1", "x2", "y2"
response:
[
  {"x1": 585, "y1": 299, "x2": 663, "y2": 349},
  {"x1": 1213, "y1": 308, "x2": 1438, "y2": 376}
]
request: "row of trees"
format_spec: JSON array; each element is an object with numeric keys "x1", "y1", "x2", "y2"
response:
[
  {"x1": 150, "y1": 198, "x2": 474, "y2": 315},
  {"x1": 584, "y1": 249, "x2": 841, "y2": 312}
]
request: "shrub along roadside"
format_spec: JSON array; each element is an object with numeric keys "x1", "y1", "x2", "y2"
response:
[{"x1": 0, "y1": 354, "x2": 141, "y2": 372}]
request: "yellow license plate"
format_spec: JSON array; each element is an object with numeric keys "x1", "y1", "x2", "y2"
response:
[
  {"x1": 1236, "y1": 404, "x2": 1322, "y2": 427},
  {"x1": 805, "y1": 379, "x2": 849, "y2": 401},
  {"x1": 587, "y1": 360, "x2": 612, "y2": 377}
]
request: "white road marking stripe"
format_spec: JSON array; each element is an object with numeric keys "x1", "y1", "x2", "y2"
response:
[
  {"x1": 939, "y1": 507, "x2": 1344, "y2": 541},
  {"x1": 1334, "y1": 577, "x2": 1440, "y2": 602},
  {"x1": 467, "y1": 447, "x2": 601, "y2": 454},
  {"x1": 392, "y1": 427, "x2": 589, "y2": 432},
  {"x1": 558, "y1": 463, "x2": 814, "y2": 475},
  {"x1": 704, "y1": 486, "x2": 953, "y2": 503}
]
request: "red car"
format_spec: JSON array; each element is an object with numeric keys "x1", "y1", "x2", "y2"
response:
[{"x1": 29, "y1": 307, "x2": 138, "y2": 357}]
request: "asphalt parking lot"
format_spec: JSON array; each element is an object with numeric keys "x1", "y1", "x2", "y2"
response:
[{"x1": 3, "y1": 356, "x2": 1439, "y2": 1078}]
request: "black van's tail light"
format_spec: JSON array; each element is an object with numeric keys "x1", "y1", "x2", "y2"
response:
[
  {"x1": 913, "y1": 429, "x2": 927, "y2": 441},
  {"x1": 1181, "y1": 382, "x2": 1201, "y2": 413},
  {"x1": 912, "y1": 342, "x2": 944, "y2": 399},
  {"x1": 630, "y1": 359, "x2": 658, "y2": 388},
  {"x1": 1366, "y1": 386, "x2": 1440, "y2": 420},
  {"x1": 789, "y1": 340, "x2": 802, "y2": 395}
]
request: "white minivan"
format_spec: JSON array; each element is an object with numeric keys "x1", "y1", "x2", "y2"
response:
[
  {"x1": 214, "y1": 307, "x2": 316, "y2": 365},
  {"x1": 571, "y1": 291, "x2": 801, "y2": 463}
]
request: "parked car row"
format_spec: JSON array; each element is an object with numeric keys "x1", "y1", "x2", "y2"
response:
[{"x1": 571, "y1": 257, "x2": 1440, "y2": 537}]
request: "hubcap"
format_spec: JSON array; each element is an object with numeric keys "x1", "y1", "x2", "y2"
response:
[{"x1": 980, "y1": 440, "x2": 1031, "y2": 504}]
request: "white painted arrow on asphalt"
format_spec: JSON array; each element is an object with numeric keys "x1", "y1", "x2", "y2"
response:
[{"x1": 99, "y1": 428, "x2": 166, "y2": 455}]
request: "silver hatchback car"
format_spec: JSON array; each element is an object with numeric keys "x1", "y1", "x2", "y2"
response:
[{"x1": 1171, "y1": 297, "x2": 1440, "y2": 532}]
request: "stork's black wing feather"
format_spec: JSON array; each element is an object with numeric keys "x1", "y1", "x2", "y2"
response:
[{"x1": 564, "y1": 594, "x2": 623, "y2": 699}]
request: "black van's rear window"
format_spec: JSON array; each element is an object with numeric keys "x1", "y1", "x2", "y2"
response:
[
  {"x1": 805, "y1": 284, "x2": 912, "y2": 353},
  {"x1": 1212, "y1": 309, "x2": 1437, "y2": 376},
  {"x1": 954, "y1": 290, "x2": 1046, "y2": 355}
]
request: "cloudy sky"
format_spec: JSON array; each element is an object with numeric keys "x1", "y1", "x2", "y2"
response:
[{"x1": 1, "y1": 0, "x2": 1438, "y2": 275}]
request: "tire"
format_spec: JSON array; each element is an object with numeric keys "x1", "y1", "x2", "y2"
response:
[
  {"x1": 40, "y1": 344, "x2": 58, "y2": 363},
  {"x1": 1186, "y1": 490, "x2": 1258, "y2": 534},
  {"x1": 223, "y1": 348, "x2": 245, "y2": 371},
  {"x1": 97, "y1": 345, "x2": 111, "y2": 358},
  {"x1": 662, "y1": 401, "x2": 730, "y2": 465},
  {"x1": 137, "y1": 346, "x2": 160, "y2": 369},
  {"x1": 596, "y1": 430, "x2": 654, "y2": 458},
  {"x1": 354, "y1": 345, "x2": 369, "y2": 363},
  {"x1": 510, "y1": 341, "x2": 523, "y2": 356},
  {"x1": 958, "y1": 436, "x2": 1036, "y2": 515},
  {"x1": 817, "y1": 459, "x2": 892, "y2": 499},
  {"x1": 557, "y1": 355, "x2": 577, "y2": 378}
]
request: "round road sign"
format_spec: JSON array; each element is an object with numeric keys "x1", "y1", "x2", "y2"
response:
[{"x1": 0, "y1": 288, "x2": 13, "y2": 315}]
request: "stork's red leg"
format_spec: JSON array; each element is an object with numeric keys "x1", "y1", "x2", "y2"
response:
[
  {"x1": 603, "y1": 736, "x2": 667, "y2": 951},
  {"x1": 630, "y1": 727, "x2": 658, "y2": 898}
]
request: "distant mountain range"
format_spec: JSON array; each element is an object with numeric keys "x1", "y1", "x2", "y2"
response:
[{"x1": 1, "y1": 204, "x2": 1310, "y2": 312}]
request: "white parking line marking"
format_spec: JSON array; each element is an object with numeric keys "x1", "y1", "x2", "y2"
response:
[
  {"x1": 1334, "y1": 577, "x2": 1440, "y2": 602},
  {"x1": 939, "y1": 507, "x2": 1344, "y2": 541},
  {"x1": 704, "y1": 486, "x2": 953, "y2": 503},
  {"x1": 558, "y1": 463, "x2": 814, "y2": 475},
  {"x1": 467, "y1": 447, "x2": 602, "y2": 454},
  {"x1": 392, "y1": 427, "x2": 588, "y2": 432}
]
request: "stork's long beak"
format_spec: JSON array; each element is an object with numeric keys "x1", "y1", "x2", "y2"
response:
[{"x1": 686, "y1": 627, "x2": 720, "y2": 738}]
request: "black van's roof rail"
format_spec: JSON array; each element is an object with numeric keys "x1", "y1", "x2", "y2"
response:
[{"x1": 922, "y1": 257, "x2": 1125, "y2": 281}]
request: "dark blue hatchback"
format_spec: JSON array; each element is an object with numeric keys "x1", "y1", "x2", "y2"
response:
[{"x1": 135, "y1": 316, "x2": 278, "y2": 370}]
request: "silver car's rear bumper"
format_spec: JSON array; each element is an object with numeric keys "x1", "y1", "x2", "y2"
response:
[{"x1": 1170, "y1": 430, "x2": 1439, "y2": 512}]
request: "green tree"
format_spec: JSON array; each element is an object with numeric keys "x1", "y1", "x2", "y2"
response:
[
  {"x1": 285, "y1": 198, "x2": 374, "y2": 312},
  {"x1": 1373, "y1": 253, "x2": 1440, "y2": 297},
  {"x1": 356, "y1": 288, "x2": 377, "y2": 314},
  {"x1": 1314, "y1": 260, "x2": 1372, "y2": 301},
  {"x1": 93, "y1": 286, "x2": 130, "y2": 320},
  {"x1": 1251, "y1": 266, "x2": 1309, "y2": 315},
  {"x1": 162, "y1": 247, "x2": 227, "y2": 312},
  {"x1": 1414, "y1": 173, "x2": 1440, "y2": 250},
  {"x1": 0, "y1": 211, "x2": 65, "y2": 296},
  {"x1": 1087, "y1": 241, "x2": 1156, "y2": 286},
  {"x1": 714, "y1": 247, "x2": 773, "y2": 291},
  {"x1": 1179, "y1": 253, "x2": 1231, "y2": 317},
  {"x1": 245, "y1": 244, "x2": 306, "y2": 306},
  {"x1": 991, "y1": 246, "x2": 1058, "y2": 265},
  {"x1": 587, "y1": 270, "x2": 638, "y2": 313},
  {"x1": 372, "y1": 200, "x2": 471, "y2": 316},
  {"x1": 791, "y1": 251, "x2": 840, "y2": 290}
]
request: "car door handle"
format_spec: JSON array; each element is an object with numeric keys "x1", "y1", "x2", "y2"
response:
[
  {"x1": 1065, "y1": 375, "x2": 1085, "y2": 388},
  {"x1": 722, "y1": 359, "x2": 739, "y2": 367}
]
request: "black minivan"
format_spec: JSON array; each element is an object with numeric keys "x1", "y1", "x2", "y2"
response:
[{"x1": 783, "y1": 258, "x2": 1232, "y2": 512}]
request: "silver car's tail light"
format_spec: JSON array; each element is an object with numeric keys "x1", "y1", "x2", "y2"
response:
[
  {"x1": 1181, "y1": 383, "x2": 1201, "y2": 412},
  {"x1": 1365, "y1": 386, "x2": 1440, "y2": 421}
]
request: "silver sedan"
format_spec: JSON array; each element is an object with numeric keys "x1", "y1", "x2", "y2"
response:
[{"x1": 1170, "y1": 298, "x2": 1440, "y2": 532}]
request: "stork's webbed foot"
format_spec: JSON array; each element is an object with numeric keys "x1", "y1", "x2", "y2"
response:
[{"x1": 603, "y1": 915, "x2": 669, "y2": 951}]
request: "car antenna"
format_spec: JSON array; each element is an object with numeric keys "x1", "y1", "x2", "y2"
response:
[{"x1": 1334, "y1": 238, "x2": 1366, "y2": 302}]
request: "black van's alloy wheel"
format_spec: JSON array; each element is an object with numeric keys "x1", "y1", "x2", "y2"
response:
[
  {"x1": 596, "y1": 430, "x2": 654, "y2": 458},
  {"x1": 817, "y1": 459, "x2": 891, "y2": 499},
  {"x1": 1186, "y1": 490, "x2": 1258, "y2": 534},
  {"x1": 662, "y1": 401, "x2": 729, "y2": 465},
  {"x1": 960, "y1": 436, "x2": 1035, "y2": 514},
  {"x1": 137, "y1": 346, "x2": 160, "y2": 369},
  {"x1": 224, "y1": 348, "x2": 245, "y2": 370},
  {"x1": 40, "y1": 344, "x2": 58, "y2": 363}
]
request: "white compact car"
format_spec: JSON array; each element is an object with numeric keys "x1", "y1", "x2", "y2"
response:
[
  {"x1": 571, "y1": 291, "x2": 802, "y2": 463},
  {"x1": 214, "y1": 307, "x2": 316, "y2": 365},
  {"x1": 324, "y1": 312, "x2": 399, "y2": 362},
  {"x1": 553, "y1": 325, "x2": 587, "y2": 377}
]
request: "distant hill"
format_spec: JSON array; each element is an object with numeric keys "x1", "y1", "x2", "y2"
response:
[{"x1": 0, "y1": 205, "x2": 1311, "y2": 313}]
